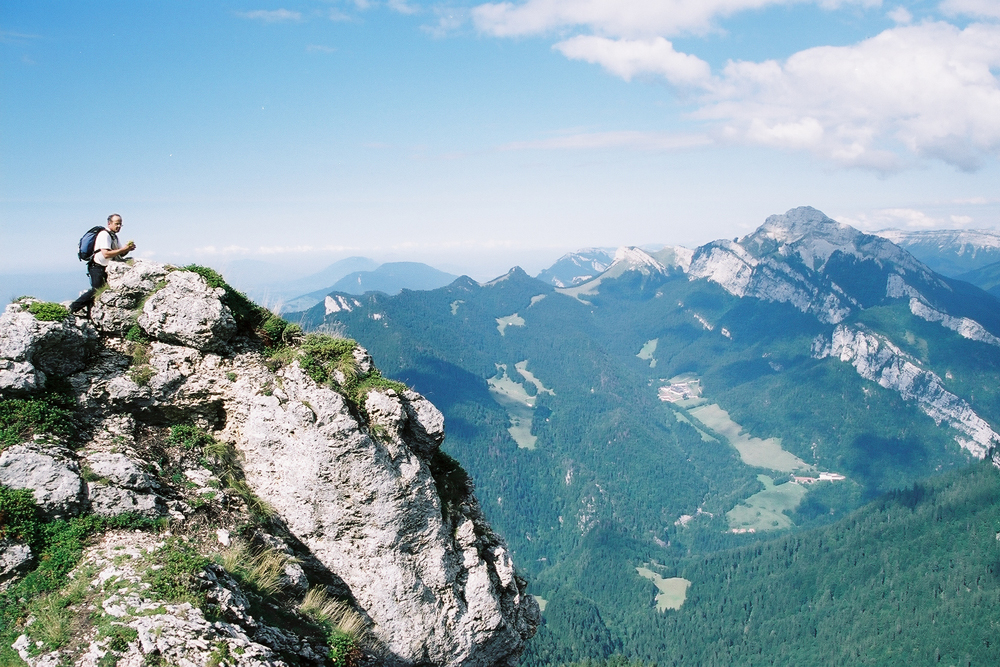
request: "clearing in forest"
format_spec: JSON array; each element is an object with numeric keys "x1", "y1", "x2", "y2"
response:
[
  {"x1": 726, "y1": 474, "x2": 807, "y2": 532},
  {"x1": 487, "y1": 363, "x2": 543, "y2": 449},
  {"x1": 687, "y1": 403, "x2": 812, "y2": 472},
  {"x1": 636, "y1": 567, "x2": 691, "y2": 611},
  {"x1": 515, "y1": 360, "x2": 554, "y2": 396},
  {"x1": 496, "y1": 313, "x2": 525, "y2": 335},
  {"x1": 637, "y1": 339, "x2": 658, "y2": 367}
]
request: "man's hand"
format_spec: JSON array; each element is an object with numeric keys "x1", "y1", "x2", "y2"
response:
[{"x1": 102, "y1": 242, "x2": 136, "y2": 260}]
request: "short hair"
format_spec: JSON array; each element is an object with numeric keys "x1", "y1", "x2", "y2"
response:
[{"x1": 107, "y1": 213, "x2": 122, "y2": 223}]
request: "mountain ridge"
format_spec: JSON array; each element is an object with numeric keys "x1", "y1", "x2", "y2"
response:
[{"x1": 0, "y1": 260, "x2": 538, "y2": 667}]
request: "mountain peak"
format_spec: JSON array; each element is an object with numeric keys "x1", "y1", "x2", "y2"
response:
[
  {"x1": 484, "y1": 266, "x2": 533, "y2": 286},
  {"x1": 747, "y1": 206, "x2": 851, "y2": 248},
  {"x1": 609, "y1": 247, "x2": 670, "y2": 275}
]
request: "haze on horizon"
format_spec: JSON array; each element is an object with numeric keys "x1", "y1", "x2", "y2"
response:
[{"x1": 2, "y1": 0, "x2": 999, "y2": 280}]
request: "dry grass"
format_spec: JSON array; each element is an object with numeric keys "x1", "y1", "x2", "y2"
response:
[
  {"x1": 221, "y1": 540, "x2": 291, "y2": 596},
  {"x1": 299, "y1": 587, "x2": 366, "y2": 639},
  {"x1": 30, "y1": 597, "x2": 73, "y2": 648}
]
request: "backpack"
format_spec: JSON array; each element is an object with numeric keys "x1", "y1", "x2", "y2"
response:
[{"x1": 78, "y1": 226, "x2": 106, "y2": 262}]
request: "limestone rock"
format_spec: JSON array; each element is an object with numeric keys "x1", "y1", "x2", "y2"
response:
[
  {"x1": 365, "y1": 389, "x2": 446, "y2": 458},
  {"x1": 137, "y1": 270, "x2": 236, "y2": 352},
  {"x1": 0, "y1": 540, "x2": 33, "y2": 589},
  {"x1": 401, "y1": 389, "x2": 445, "y2": 455},
  {"x1": 0, "y1": 303, "x2": 97, "y2": 392},
  {"x1": 83, "y1": 453, "x2": 165, "y2": 518},
  {"x1": 0, "y1": 360, "x2": 40, "y2": 394},
  {"x1": 91, "y1": 260, "x2": 171, "y2": 336},
  {"x1": 86, "y1": 483, "x2": 166, "y2": 519},
  {"x1": 0, "y1": 444, "x2": 86, "y2": 520},
  {"x1": 234, "y1": 363, "x2": 538, "y2": 667},
  {"x1": 814, "y1": 325, "x2": 1000, "y2": 459},
  {"x1": 84, "y1": 453, "x2": 157, "y2": 490},
  {"x1": 3, "y1": 259, "x2": 538, "y2": 666}
]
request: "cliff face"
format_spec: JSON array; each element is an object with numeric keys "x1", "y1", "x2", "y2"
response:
[
  {"x1": 0, "y1": 259, "x2": 539, "y2": 667},
  {"x1": 812, "y1": 325, "x2": 1000, "y2": 462}
]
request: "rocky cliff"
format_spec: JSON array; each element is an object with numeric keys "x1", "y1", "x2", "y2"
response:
[{"x1": 0, "y1": 259, "x2": 539, "y2": 667}]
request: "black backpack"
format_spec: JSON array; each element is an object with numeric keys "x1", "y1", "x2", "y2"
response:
[{"x1": 78, "y1": 226, "x2": 108, "y2": 262}]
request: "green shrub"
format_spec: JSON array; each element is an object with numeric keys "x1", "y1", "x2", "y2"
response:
[
  {"x1": 101, "y1": 623, "x2": 138, "y2": 652},
  {"x1": 126, "y1": 342, "x2": 154, "y2": 386},
  {"x1": 259, "y1": 315, "x2": 289, "y2": 348},
  {"x1": 297, "y1": 334, "x2": 408, "y2": 418},
  {"x1": 328, "y1": 630, "x2": 361, "y2": 667},
  {"x1": 125, "y1": 324, "x2": 150, "y2": 343},
  {"x1": 27, "y1": 302, "x2": 70, "y2": 322},
  {"x1": 0, "y1": 513, "x2": 156, "y2": 665},
  {"x1": 298, "y1": 334, "x2": 358, "y2": 386},
  {"x1": 142, "y1": 537, "x2": 210, "y2": 607},
  {"x1": 0, "y1": 486, "x2": 39, "y2": 542},
  {"x1": 167, "y1": 424, "x2": 216, "y2": 450},
  {"x1": 182, "y1": 265, "x2": 270, "y2": 334},
  {"x1": 0, "y1": 392, "x2": 78, "y2": 448}
]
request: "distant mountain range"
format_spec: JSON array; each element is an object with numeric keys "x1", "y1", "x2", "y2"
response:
[
  {"x1": 288, "y1": 206, "x2": 1000, "y2": 666},
  {"x1": 875, "y1": 228, "x2": 1000, "y2": 277}
]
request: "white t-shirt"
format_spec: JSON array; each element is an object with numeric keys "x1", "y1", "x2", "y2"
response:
[{"x1": 93, "y1": 229, "x2": 120, "y2": 267}]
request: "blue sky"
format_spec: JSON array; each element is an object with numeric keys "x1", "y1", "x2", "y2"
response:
[{"x1": 2, "y1": 0, "x2": 999, "y2": 281}]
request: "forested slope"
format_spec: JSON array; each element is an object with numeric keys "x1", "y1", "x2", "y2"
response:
[{"x1": 526, "y1": 462, "x2": 1000, "y2": 666}]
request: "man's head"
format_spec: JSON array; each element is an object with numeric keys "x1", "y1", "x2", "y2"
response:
[{"x1": 107, "y1": 213, "x2": 122, "y2": 232}]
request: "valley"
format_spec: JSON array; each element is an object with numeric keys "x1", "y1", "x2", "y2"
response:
[{"x1": 287, "y1": 208, "x2": 1000, "y2": 666}]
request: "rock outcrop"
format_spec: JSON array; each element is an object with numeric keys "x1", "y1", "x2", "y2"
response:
[
  {"x1": 0, "y1": 259, "x2": 539, "y2": 667},
  {"x1": 0, "y1": 301, "x2": 98, "y2": 393},
  {"x1": 813, "y1": 325, "x2": 1000, "y2": 460}
]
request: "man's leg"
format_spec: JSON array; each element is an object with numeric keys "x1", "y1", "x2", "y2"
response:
[{"x1": 69, "y1": 263, "x2": 107, "y2": 314}]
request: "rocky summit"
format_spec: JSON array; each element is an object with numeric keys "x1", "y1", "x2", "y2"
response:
[{"x1": 0, "y1": 259, "x2": 539, "y2": 667}]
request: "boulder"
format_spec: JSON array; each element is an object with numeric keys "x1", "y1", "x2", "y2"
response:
[
  {"x1": 0, "y1": 303, "x2": 97, "y2": 392},
  {"x1": 0, "y1": 540, "x2": 33, "y2": 589},
  {"x1": 138, "y1": 270, "x2": 236, "y2": 352},
  {"x1": 0, "y1": 444, "x2": 86, "y2": 520},
  {"x1": 0, "y1": 360, "x2": 41, "y2": 394},
  {"x1": 86, "y1": 484, "x2": 166, "y2": 519},
  {"x1": 84, "y1": 453, "x2": 157, "y2": 490},
  {"x1": 82, "y1": 452, "x2": 165, "y2": 519},
  {"x1": 91, "y1": 260, "x2": 171, "y2": 336},
  {"x1": 364, "y1": 389, "x2": 445, "y2": 458}
]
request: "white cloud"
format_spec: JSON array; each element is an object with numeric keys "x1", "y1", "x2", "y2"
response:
[
  {"x1": 544, "y1": 21, "x2": 1000, "y2": 170},
  {"x1": 940, "y1": 0, "x2": 1000, "y2": 19},
  {"x1": 236, "y1": 9, "x2": 303, "y2": 22},
  {"x1": 388, "y1": 0, "x2": 420, "y2": 14},
  {"x1": 841, "y1": 208, "x2": 985, "y2": 230},
  {"x1": 472, "y1": 0, "x2": 880, "y2": 39},
  {"x1": 840, "y1": 208, "x2": 945, "y2": 230},
  {"x1": 887, "y1": 6, "x2": 912, "y2": 23},
  {"x1": 554, "y1": 36, "x2": 712, "y2": 85},
  {"x1": 501, "y1": 130, "x2": 712, "y2": 150},
  {"x1": 702, "y1": 22, "x2": 1000, "y2": 170}
]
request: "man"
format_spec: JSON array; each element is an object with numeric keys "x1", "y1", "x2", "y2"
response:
[{"x1": 69, "y1": 213, "x2": 136, "y2": 316}]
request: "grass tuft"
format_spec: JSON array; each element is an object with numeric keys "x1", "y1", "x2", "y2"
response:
[
  {"x1": 220, "y1": 540, "x2": 290, "y2": 597},
  {"x1": 299, "y1": 587, "x2": 366, "y2": 667}
]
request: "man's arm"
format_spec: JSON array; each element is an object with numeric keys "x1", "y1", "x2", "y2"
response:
[{"x1": 100, "y1": 241, "x2": 136, "y2": 259}]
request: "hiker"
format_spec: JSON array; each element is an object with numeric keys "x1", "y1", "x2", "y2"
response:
[{"x1": 69, "y1": 213, "x2": 136, "y2": 316}]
